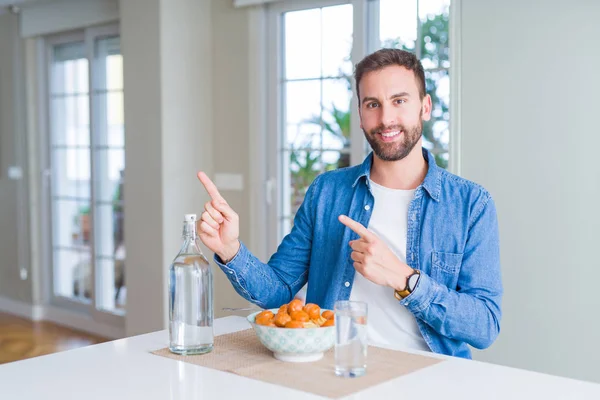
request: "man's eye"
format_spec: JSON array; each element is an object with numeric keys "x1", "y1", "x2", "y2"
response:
[
  {"x1": 394, "y1": 99, "x2": 406, "y2": 104},
  {"x1": 366, "y1": 102, "x2": 379, "y2": 109}
]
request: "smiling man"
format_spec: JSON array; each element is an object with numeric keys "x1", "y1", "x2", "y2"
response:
[{"x1": 197, "y1": 49, "x2": 503, "y2": 359}]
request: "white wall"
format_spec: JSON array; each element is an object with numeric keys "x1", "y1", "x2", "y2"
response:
[
  {"x1": 209, "y1": 0, "x2": 257, "y2": 318},
  {"x1": 120, "y1": 0, "x2": 213, "y2": 336},
  {"x1": 0, "y1": 12, "x2": 32, "y2": 304},
  {"x1": 159, "y1": 0, "x2": 213, "y2": 328},
  {"x1": 460, "y1": 0, "x2": 600, "y2": 383},
  {"x1": 120, "y1": 0, "x2": 165, "y2": 336},
  {"x1": 19, "y1": 0, "x2": 119, "y2": 37}
]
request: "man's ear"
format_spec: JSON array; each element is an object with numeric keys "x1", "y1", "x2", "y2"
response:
[
  {"x1": 357, "y1": 101, "x2": 363, "y2": 130},
  {"x1": 422, "y1": 94, "x2": 432, "y2": 122}
]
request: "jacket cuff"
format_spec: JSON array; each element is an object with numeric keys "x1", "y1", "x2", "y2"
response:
[
  {"x1": 213, "y1": 241, "x2": 250, "y2": 277},
  {"x1": 399, "y1": 271, "x2": 438, "y2": 314}
]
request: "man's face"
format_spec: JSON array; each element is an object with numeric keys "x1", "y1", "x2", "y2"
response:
[{"x1": 358, "y1": 65, "x2": 431, "y2": 162}]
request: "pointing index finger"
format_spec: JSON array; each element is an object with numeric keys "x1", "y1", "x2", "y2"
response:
[
  {"x1": 197, "y1": 171, "x2": 225, "y2": 202},
  {"x1": 338, "y1": 215, "x2": 374, "y2": 241}
]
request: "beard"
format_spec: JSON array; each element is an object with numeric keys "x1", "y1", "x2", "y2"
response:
[{"x1": 363, "y1": 115, "x2": 423, "y2": 162}]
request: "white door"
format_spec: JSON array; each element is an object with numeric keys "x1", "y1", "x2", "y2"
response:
[{"x1": 44, "y1": 24, "x2": 125, "y2": 327}]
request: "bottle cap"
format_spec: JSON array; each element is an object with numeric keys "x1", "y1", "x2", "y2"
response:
[{"x1": 184, "y1": 214, "x2": 197, "y2": 223}]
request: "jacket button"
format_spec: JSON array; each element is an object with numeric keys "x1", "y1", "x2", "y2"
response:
[
  {"x1": 344, "y1": 281, "x2": 350, "y2": 287},
  {"x1": 364, "y1": 205, "x2": 370, "y2": 211}
]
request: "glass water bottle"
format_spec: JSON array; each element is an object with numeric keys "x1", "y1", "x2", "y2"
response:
[{"x1": 169, "y1": 214, "x2": 214, "y2": 355}]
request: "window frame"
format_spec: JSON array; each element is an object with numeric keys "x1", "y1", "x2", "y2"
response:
[
  {"x1": 41, "y1": 23, "x2": 124, "y2": 329},
  {"x1": 250, "y1": 0, "x2": 461, "y2": 256},
  {"x1": 266, "y1": 0, "x2": 361, "y2": 252}
]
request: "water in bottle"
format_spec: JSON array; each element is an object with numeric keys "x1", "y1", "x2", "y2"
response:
[{"x1": 169, "y1": 214, "x2": 214, "y2": 355}]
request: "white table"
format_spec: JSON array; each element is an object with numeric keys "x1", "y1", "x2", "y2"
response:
[{"x1": 1, "y1": 316, "x2": 599, "y2": 399}]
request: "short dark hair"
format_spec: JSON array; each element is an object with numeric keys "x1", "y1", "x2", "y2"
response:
[{"x1": 354, "y1": 48, "x2": 426, "y2": 103}]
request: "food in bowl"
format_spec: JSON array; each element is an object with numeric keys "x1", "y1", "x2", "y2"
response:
[
  {"x1": 247, "y1": 301, "x2": 336, "y2": 362},
  {"x1": 254, "y1": 301, "x2": 334, "y2": 329}
]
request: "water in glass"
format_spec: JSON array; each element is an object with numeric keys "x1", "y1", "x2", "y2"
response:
[{"x1": 335, "y1": 301, "x2": 368, "y2": 377}]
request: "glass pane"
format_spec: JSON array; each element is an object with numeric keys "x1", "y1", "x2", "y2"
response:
[
  {"x1": 54, "y1": 249, "x2": 91, "y2": 303},
  {"x1": 75, "y1": 94, "x2": 91, "y2": 146},
  {"x1": 423, "y1": 69, "x2": 449, "y2": 169},
  {"x1": 286, "y1": 150, "x2": 321, "y2": 218},
  {"x1": 322, "y1": 78, "x2": 352, "y2": 151},
  {"x1": 51, "y1": 149, "x2": 90, "y2": 200},
  {"x1": 50, "y1": 51, "x2": 89, "y2": 95},
  {"x1": 64, "y1": 148, "x2": 90, "y2": 181},
  {"x1": 321, "y1": 4, "x2": 353, "y2": 77},
  {"x1": 106, "y1": 54, "x2": 124, "y2": 91},
  {"x1": 96, "y1": 258, "x2": 115, "y2": 311},
  {"x1": 94, "y1": 93, "x2": 124, "y2": 148},
  {"x1": 419, "y1": 0, "x2": 450, "y2": 69},
  {"x1": 323, "y1": 150, "x2": 348, "y2": 171},
  {"x1": 96, "y1": 257, "x2": 125, "y2": 314},
  {"x1": 286, "y1": 123, "x2": 321, "y2": 151},
  {"x1": 379, "y1": 0, "x2": 418, "y2": 51},
  {"x1": 49, "y1": 97, "x2": 67, "y2": 146},
  {"x1": 107, "y1": 92, "x2": 124, "y2": 144},
  {"x1": 95, "y1": 36, "x2": 122, "y2": 91},
  {"x1": 285, "y1": 80, "x2": 321, "y2": 148},
  {"x1": 94, "y1": 36, "x2": 126, "y2": 315},
  {"x1": 426, "y1": 69, "x2": 449, "y2": 118},
  {"x1": 75, "y1": 59, "x2": 89, "y2": 94},
  {"x1": 95, "y1": 149, "x2": 125, "y2": 203},
  {"x1": 94, "y1": 205, "x2": 125, "y2": 313},
  {"x1": 284, "y1": 9, "x2": 321, "y2": 79},
  {"x1": 51, "y1": 42, "x2": 88, "y2": 95},
  {"x1": 94, "y1": 203, "x2": 115, "y2": 257},
  {"x1": 52, "y1": 200, "x2": 85, "y2": 248},
  {"x1": 50, "y1": 40, "x2": 93, "y2": 306},
  {"x1": 50, "y1": 94, "x2": 89, "y2": 147}
]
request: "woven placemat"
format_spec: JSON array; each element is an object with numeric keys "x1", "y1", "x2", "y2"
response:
[{"x1": 151, "y1": 329, "x2": 443, "y2": 399}]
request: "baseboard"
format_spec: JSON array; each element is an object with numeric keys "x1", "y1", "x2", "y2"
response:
[
  {"x1": 42, "y1": 305, "x2": 125, "y2": 339},
  {"x1": 0, "y1": 296, "x2": 125, "y2": 340},
  {"x1": 0, "y1": 295, "x2": 44, "y2": 320}
]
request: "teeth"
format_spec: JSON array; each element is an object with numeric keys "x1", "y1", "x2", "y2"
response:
[{"x1": 381, "y1": 131, "x2": 400, "y2": 138}]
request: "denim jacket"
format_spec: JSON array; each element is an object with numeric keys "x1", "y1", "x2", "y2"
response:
[{"x1": 215, "y1": 148, "x2": 502, "y2": 358}]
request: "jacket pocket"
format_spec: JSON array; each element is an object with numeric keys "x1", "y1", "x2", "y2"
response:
[{"x1": 431, "y1": 251, "x2": 463, "y2": 289}]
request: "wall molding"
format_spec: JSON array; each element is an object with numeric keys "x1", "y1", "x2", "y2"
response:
[
  {"x1": 0, "y1": 296, "x2": 125, "y2": 339},
  {"x1": 449, "y1": 0, "x2": 462, "y2": 176}
]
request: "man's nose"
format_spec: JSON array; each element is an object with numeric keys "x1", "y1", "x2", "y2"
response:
[{"x1": 380, "y1": 104, "x2": 396, "y2": 127}]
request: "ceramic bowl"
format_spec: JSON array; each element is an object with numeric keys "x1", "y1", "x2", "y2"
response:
[{"x1": 247, "y1": 308, "x2": 335, "y2": 362}]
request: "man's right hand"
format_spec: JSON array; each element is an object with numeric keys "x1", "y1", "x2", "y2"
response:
[{"x1": 197, "y1": 171, "x2": 241, "y2": 262}]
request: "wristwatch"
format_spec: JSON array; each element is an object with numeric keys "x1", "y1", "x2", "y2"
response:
[{"x1": 394, "y1": 270, "x2": 421, "y2": 300}]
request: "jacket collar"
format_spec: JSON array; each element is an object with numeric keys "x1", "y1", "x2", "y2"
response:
[{"x1": 351, "y1": 148, "x2": 442, "y2": 202}]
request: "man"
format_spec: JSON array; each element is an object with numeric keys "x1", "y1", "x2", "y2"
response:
[{"x1": 197, "y1": 48, "x2": 502, "y2": 359}]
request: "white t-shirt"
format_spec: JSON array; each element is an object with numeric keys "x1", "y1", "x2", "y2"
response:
[{"x1": 349, "y1": 179, "x2": 430, "y2": 352}]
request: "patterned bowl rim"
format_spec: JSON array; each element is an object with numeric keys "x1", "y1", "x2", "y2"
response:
[{"x1": 247, "y1": 308, "x2": 335, "y2": 330}]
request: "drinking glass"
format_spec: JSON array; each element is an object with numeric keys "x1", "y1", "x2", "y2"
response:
[{"x1": 334, "y1": 300, "x2": 368, "y2": 377}]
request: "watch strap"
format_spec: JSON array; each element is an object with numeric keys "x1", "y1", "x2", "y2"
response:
[{"x1": 394, "y1": 270, "x2": 420, "y2": 300}]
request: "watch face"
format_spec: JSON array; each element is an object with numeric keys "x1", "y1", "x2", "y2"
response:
[{"x1": 408, "y1": 273, "x2": 420, "y2": 291}]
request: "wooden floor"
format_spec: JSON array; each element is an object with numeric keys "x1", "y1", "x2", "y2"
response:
[{"x1": 0, "y1": 312, "x2": 109, "y2": 364}]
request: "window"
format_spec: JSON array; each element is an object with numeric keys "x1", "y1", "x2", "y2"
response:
[
  {"x1": 46, "y1": 25, "x2": 125, "y2": 319},
  {"x1": 278, "y1": 3, "x2": 354, "y2": 238},
  {"x1": 267, "y1": 0, "x2": 453, "y2": 248},
  {"x1": 378, "y1": 0, "x2": 451, "y2": 169}
]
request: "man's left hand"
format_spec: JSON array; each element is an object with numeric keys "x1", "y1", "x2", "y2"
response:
[{"x1": 339, "y1": 215, "x2": 414, "y2": 292}]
